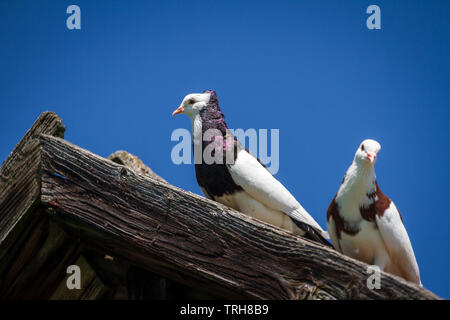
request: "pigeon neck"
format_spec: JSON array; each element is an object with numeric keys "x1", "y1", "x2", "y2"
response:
[
  {"x1": 191, "y1": 103, "x2": 228, "y2": 149},
  {"x1": 199, "y1": 104, "x2": 227, "y2": 133},
  {"x1": 336, "y1": 161, "x2": 377, "y2": 220},
  {"x1": 190, "y1": 113, "x2": 203, "y2": 147}
]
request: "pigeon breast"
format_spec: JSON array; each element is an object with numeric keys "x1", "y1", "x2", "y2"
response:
[{"x1": 194, "y1": 99, "x2": 243, "y2": 199}]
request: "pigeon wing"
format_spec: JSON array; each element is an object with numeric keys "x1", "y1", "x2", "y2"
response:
[
  {"x1": 226, "y1": 142, "x2": 326, "y2": 236},
  {"x1": 326, "y1": 198, "x2": 342, "y2": 252},
  {"x1": 376, "y1": 201, "x2": 421, "y2": 285}
]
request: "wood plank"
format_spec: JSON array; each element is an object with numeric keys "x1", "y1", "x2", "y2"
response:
[
  {"x1": 80, "y1": 276, "x2": 111, "y2": 300},
  {"x1": 0, "y1": 218, "x2": 48, "y2": 298},
  {"x1": 39, "y1": 134, "x2": 439, "y2": 300},
  {"x1": 0, "y1": 218, "x2": 81, "y2": 299},
  {"x1": 0, "y1": 112, "x2": 65, "y2": 249}
]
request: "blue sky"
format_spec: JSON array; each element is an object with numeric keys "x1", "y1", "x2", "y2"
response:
[{"x1": 0, "y1": 0, "x2": 449, "y2": 298}]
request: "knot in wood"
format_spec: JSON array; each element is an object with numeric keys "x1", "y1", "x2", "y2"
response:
[{"x1": 120, "y1": 167, "x2": 128, "y2": 179}]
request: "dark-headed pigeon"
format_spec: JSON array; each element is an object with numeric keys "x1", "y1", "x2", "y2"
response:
[
  {"x1": 326, "y1": 139, "x2": 421, "y2": 285},
  {"x1": 172, "y1": 90, "x2": 330, "y2": 246}
]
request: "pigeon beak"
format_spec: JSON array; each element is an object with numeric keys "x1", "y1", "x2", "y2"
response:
[
  {"x1": 172, "y1": 105, "x2": 184, "y2": 116},
  {"x1": 367, "y1": 152, "x2": 376, "y2": 163}
]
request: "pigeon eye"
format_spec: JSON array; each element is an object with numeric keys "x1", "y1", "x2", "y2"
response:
[
  {"x1": 361, "y1": 144, "x2": 365, "y2": 151},
  {"x1": 188, "y1": 99, "x2": 195, "y2": 105}
]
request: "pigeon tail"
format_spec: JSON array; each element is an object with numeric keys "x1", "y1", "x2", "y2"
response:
[{"x1": 290, "y1": 218, "x2": 334, "y2": 248}]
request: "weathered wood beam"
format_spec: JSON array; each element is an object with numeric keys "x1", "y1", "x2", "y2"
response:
[
  {"x1": 108, "y1": 150, "x2": 166, "y2": 183},
  {"x1": 107, "y1": 150, "x2": 208, "y2": 299},
  {"x1": 39, "y1": 134, "x2": 438, "y2": 300},
  {"x1": 0, "y1": 112, "x2": 65, "y2": 281}
]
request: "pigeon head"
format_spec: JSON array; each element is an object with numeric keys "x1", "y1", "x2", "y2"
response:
[
  {"x1": 172, "y1": 90, "x2": 218, "y2": 119},
  {"x1": 354, "y1": 139, "x2": 381, "y2": 165}
]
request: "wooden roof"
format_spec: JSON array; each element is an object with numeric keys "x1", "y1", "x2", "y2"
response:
[{"x1": 0, "y1": 112, "x2": 438, "y2": 300}]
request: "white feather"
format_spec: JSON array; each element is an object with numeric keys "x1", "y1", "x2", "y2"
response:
[
  {"x1": 376, "y1": 202, "x2": 421, "y2": 285},
  {"x1": 227, "y1": 148, "x2": 326, "y2": 234}
]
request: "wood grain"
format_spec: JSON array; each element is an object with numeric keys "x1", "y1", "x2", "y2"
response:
[
  {"x1": 0, "y1": 112, "x2": 66, "y2": 295},
  {"x1": 39, "y1": 134, "x2": 438, "y2": 300},
  {"x1": 0, "y1": 112, "x2": 65, "y2": 245}
]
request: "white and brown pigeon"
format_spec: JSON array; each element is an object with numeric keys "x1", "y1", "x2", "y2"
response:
[
  {"x1": 172, "y1": 90, "x2": 330, "y2": 246},
  {"x1": 327, "y1": 139, "x2": 421, "y2": 284}
]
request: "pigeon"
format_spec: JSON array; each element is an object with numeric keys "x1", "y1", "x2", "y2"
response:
[
  {"x1": 172, "y1": 90, "x2": 330, "y2": 246},
  {"x1": 326, "y1": 139, "x2": 421, "y2": 285}
]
